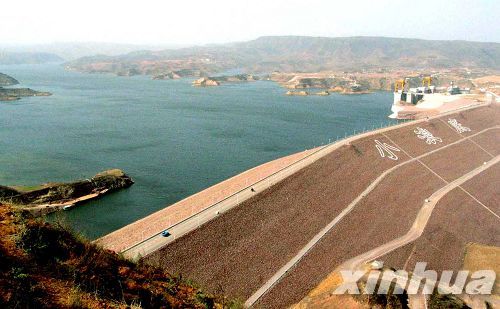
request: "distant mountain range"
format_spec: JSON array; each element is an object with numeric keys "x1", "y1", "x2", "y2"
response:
[
  {"x1": 0, "y1": 52, "x2": 64, "y2": 65},
  {"x1": 65, "y1": 36, "x2": 500, "y2": 76},
  {"x1": 0, "y1": 42, "x2": 184, "y2": 61}
]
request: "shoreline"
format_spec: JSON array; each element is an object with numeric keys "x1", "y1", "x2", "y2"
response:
[{"x1": 1, "y1": 169, "x2": 134, "y2": 217}]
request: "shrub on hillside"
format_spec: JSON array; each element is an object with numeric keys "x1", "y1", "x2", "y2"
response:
[{"x1": 0, "y1": 206, "x2": 232, "y2": 308}]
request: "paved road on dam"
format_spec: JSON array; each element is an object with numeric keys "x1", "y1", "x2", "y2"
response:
[
  {"x1": 97, "y1": 146, "x2": 322, "y2": 252},
  {"x1": 143, "y1": 103, "x2": 499, "y2": 307}
]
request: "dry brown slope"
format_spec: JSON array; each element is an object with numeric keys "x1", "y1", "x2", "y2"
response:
[
  {"x1": 380, "y1": 187, "x2": 499, "y2": 273},
  {"x1": 255, "y1": 161, "x2": 444, "y2": 308},
  {"x1": 146, "y1": 135, "x2": 407, "y2": 300}
]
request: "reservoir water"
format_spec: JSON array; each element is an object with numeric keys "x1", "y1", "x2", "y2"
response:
[{"x1": 0, "y1": 64, "x2": 398, "y2": 239}]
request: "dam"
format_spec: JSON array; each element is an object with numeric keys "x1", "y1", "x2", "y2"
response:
[{"x1": 99, "y1": 101, "x2": 499, "y2": 307}]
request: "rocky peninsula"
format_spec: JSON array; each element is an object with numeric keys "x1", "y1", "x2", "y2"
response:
[
  {"x1": 192, "y1": 77, "x2": 220, "y2": 86},
  {"x1": 193, "y1": 74, "x2": 259, "y2": 87},
  {"x1": 0, "y1": 169, "x2": 134, "y2": 216},
  {"x1": 0, "y1": 87, "x2": 52, "y2": 101},
  {"x1": 0, "y1": 72, "x2": 52, "y2": 101}
]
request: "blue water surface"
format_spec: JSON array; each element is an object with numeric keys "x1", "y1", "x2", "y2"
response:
[{"x1": 0, "y1": 64, "x2": 397, "y2": 238}]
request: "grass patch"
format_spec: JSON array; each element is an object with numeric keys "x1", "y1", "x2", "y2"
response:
[{"x1": 463, "y1": 243, "x2": 500, "y2": 295}]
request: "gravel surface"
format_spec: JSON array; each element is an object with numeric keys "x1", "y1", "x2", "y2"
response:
[
  {"x1": 146, "y1": 134, "x2": 406, "y2": 300},
  {"x1": 462, "y1": 162, "x2": 500, "y2": 215},
  {"x1": 145, "y1": 105, "x2": 499, "y2": 307},
  {"x1": 256, "y1": 161, "x2": 444, "y2": 308},
  {"x1": 381, "y1": 187, "x2": 499, "y2": 273},
  {"x1": 471, "y1": 129, "x2": 500, "y2": 156},
  {"x1": 420, "y1": 140, "x2": 491, "y2": 182}
]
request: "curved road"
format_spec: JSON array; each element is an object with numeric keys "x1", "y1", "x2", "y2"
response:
[
  {"x1": 340, "y1": 155, "x2": 499, "y2": 271},
  {"x1": 337, "y1": 156, "x2": 499, "y2": 309}
]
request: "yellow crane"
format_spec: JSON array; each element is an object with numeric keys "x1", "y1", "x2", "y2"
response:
[
  {"x1": 394, "y1": 79, "x2": 406, "y2": 92},
  {"x1": 422, "y1": 76, "x2": 432, "y2": 87}
]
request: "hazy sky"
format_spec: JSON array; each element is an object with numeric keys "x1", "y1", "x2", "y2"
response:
[{"x1": 1, "y1": 0, "x2": 498, "y2": 45}]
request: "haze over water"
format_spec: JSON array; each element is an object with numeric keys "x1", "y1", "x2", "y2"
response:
[{"x1": 0, "y1": 64, "x2": 397, "y2": 238}]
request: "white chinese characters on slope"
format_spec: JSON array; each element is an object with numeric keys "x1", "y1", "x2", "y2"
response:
[
  {"x1": 414, "y1": 127, "x2": 443, "y2": 145},
  {"x1": 375, "y1": 140, "x2": 401, "y2": 161},
  {"x1": 448, "y1": 118, "x2": 471, "y2": 133}
]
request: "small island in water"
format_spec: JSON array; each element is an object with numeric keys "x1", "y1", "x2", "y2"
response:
[{"x1": 0, "y1": 72, "x2": 52, "y2": 101}]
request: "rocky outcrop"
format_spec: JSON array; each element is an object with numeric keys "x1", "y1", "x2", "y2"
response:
[
  {"x1": 1, "y1": 169, "x2": 134, "y2": 216},
  {"x1": 315, "y1": 90, "x2": 330, "y2": 96},
  {"x1": 192, "y1": 77, "x2": 220, "y2": 87},
  {"x1": 286, "y1": 90, "x2": 309, "y2": 96},
  {"x1": 0, "y1": 186, "x2": 20, "y2": 199}
]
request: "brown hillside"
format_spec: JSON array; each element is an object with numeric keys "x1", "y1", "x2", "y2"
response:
[{"x1": 0, "y1": 204, "x2": 236, "y2": 308}]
